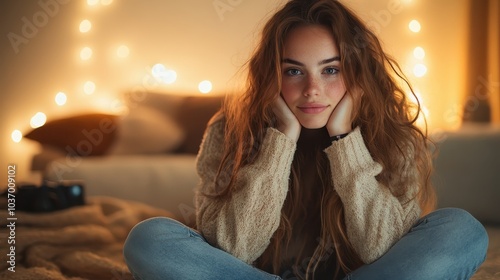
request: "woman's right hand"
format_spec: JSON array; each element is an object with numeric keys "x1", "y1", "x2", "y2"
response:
[{"x1": 273, "y1": 95, "x2": 301, "y2": 142}]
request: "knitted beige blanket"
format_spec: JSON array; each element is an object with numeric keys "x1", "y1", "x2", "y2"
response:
[{"x1": 0, "y1": 196, "x2": 174, "y2": 280}]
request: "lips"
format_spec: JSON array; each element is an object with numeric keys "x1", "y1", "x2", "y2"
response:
[{"x1": 297, "y1": 103, "x2": 329, "y2": 114}]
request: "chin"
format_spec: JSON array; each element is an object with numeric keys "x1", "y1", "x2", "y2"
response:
[{"x1": 299, "y1": 120, "x2": 328, "y2": 129}]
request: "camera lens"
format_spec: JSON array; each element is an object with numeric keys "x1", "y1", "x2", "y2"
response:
[{"x1": 68, "y1": 185, "x2": 82, "y2": 197}]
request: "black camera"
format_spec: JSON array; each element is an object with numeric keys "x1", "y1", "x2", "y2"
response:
[{"x1": 12, "y1": 181, "x2": 85, "y2": 213}]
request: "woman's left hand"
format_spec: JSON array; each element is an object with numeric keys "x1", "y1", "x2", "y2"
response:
[{"x1": 326, "y1": 90, "x2": 356, "y2": 137}]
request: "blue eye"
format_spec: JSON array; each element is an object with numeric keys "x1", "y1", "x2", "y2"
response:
[
  {"x1": 324, "y1": 67, "x2": 339, "y2": 75},
  {"x1": 285, "y1": 68, "x2": 302, "y2": 76}
]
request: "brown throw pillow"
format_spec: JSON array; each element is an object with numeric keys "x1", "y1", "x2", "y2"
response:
[{"x1": 24, "y1": 113, "x2": 119, "y2": 156}]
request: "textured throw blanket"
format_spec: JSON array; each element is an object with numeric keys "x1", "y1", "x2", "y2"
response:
[{"x1": 0, "y1": 196, "x2": 174, "y2": 280}]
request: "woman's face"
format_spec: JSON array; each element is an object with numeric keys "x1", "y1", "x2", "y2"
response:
[{"x1": 281, "y1": 24, "x2": 346, "y2": 129}]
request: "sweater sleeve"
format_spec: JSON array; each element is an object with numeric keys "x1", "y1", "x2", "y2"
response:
[
  {"x1": 195, "y1": 120, "x2": 296, "y2": 264},
  {"x1": 324, "y1": 127, "x2": 421, "y2": 264}
]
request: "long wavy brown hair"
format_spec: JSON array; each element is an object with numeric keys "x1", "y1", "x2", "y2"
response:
[{"x1": 209, "y1": 0, "x2": 436, "y2": 279}]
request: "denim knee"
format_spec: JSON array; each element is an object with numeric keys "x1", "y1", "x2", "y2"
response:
[
  {"x1": 429, "y1": 208, "x2": 488, "y2": 246},
  {"x1": 343, "y1": 208, "x2": 488, "y2": 280},
  {"x1": 447, "y1": 208, "x2": 488, "y2": 257},
  {"x1": 123, "y1": 217, "x2": 188, "y2": 272},
  {"x1": 417, "y1": 208, "x2": 488, "y2": 278}
]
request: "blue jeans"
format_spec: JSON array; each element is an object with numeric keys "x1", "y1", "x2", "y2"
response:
[{"x1": 123, "y1": 208, "x2": 488, "y2": 280}]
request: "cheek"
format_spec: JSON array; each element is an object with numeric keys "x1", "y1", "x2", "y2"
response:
[
  {"x1": 326, "y1": 82, "x2": 346, "y2": 104},
  {"x1": 281, "y1": 81, "x2": 299, "y2": 105}
]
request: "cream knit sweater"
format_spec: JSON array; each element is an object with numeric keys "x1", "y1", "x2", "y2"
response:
[{"x1": 195, "y1": 118, "x2": 421, "y2": 265}]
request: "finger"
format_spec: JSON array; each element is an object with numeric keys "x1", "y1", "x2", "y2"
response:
[
  {"x1": 272, "y1": 95, "x2": 285, "y2": 114},
  {"x1": 333, "y1": 90, "x2": 349, "y2": 110}
]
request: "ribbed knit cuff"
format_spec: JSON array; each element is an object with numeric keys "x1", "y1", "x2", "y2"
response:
[
  {"x1": 324, "y1": 127, "x2": 381, "y2": 185},
  {"x1": 253, "y1": 128, "x2": 296, "y2": 174}
]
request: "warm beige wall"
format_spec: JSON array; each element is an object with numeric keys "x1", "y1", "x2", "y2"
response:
[
  {"x1": 0, "y1": 0, "x2": 473, "y2": 184},
  {"x1": 488, "y1": 0, "x2": 500, "y2": 123}
]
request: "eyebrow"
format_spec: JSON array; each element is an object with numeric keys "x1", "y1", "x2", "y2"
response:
[{"x1": 282, "y1": 56, "x2": 340, "y2": 66}]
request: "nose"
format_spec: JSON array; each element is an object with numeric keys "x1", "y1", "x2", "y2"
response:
[{"x1": 303, "y1": 75, "x2": 320, "y2": 97}]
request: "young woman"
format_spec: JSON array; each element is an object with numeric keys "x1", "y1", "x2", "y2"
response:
[{"x1": 124, "y1": 1, "x2": 488, "y2": 279}]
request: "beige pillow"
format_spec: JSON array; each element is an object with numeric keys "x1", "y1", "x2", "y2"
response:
[{"x1": 108, "y1": 106, "x2": 185, "y2": 154}]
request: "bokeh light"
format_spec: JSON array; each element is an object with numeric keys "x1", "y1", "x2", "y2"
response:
[
  {"x1": 151, "y1": 63, "x2": 177, "y2": 84},
  {"x1": 413, "y1": 46, "x2": 425, "y2": 60},
  {"x1": 80, "y1": 47, "x2": 93, "y2": 60},
  {"x1": 84, "y1": 81, "x2": 96, "y2": 95},
  {"x1": 79, "y1": 19, "x2": 92, "y2": 33},
  {"x1": 117, "y1": 45, "x2": 130, "y2": 58},
  {"x1": 11, "y1": 130, "x2": 22, "y2": 143},
  {"x1": 87, "y1": 0, "x2": 99, "y2": 6},
  {"x1": 55, "y1": 92, "x2": 67, "y2": 106},
  {"x1": 413, "y1": 63, "x2": 428, "y2": 77},
  {"x1": 30, "y1": 112, "x2": 47, "y2": 128},
  {"x1": 409, "y1": 20, "x2": 421, "y2": 33},
  {"x1": 198, "y1": 80, "x2": 213, "y2": 94}
]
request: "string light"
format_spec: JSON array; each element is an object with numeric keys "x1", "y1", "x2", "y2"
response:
[
  {"x1": 198, "y1": 80, "x2": 213, "y2": 94},
  {"x1": 413, "y1": 63, "x2": 427, "y2": 77},
  {"x1": 151, "y1": 63, "x2": 177, "y2": 84},
  {"x1": 79, "y1": 20, "x2": 92, "y2": 33},
  {"x1": 11, "y1": 130, "x2": 22, "y2": 143},
  {"x1": 406, "y1": 90, "x2": 429, "y2": 128},
  {"x1": 55, "y1": 92, "x2": 67, "y2": 106},
  {"x1": 409, "y1": 20, "x2": 421, "y2": 33},
  {"x1": 84, "y1": 81, "x2": 96, "y2": 95},
  {"x1": 80, "y1": 47, "x2": 93, "y2": 60},
  {"x1": 117, "y1": 45, "x2": 130, "y2": 58},
  {"x1": 401, "y1": 6, "x2": 430, "y2": 127},
  {"x1": 30, "y1": 112, "x2": 47, "y2": 129},
  {"x1": 413, "y1": 46, "x2": 425, "y2": 60},
  {"x1": 151, "y1": 63, "x2": 166, "y2": 76},
  {"x1": 87, "y1": 0, "x2": 99, "y2": 6}
]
